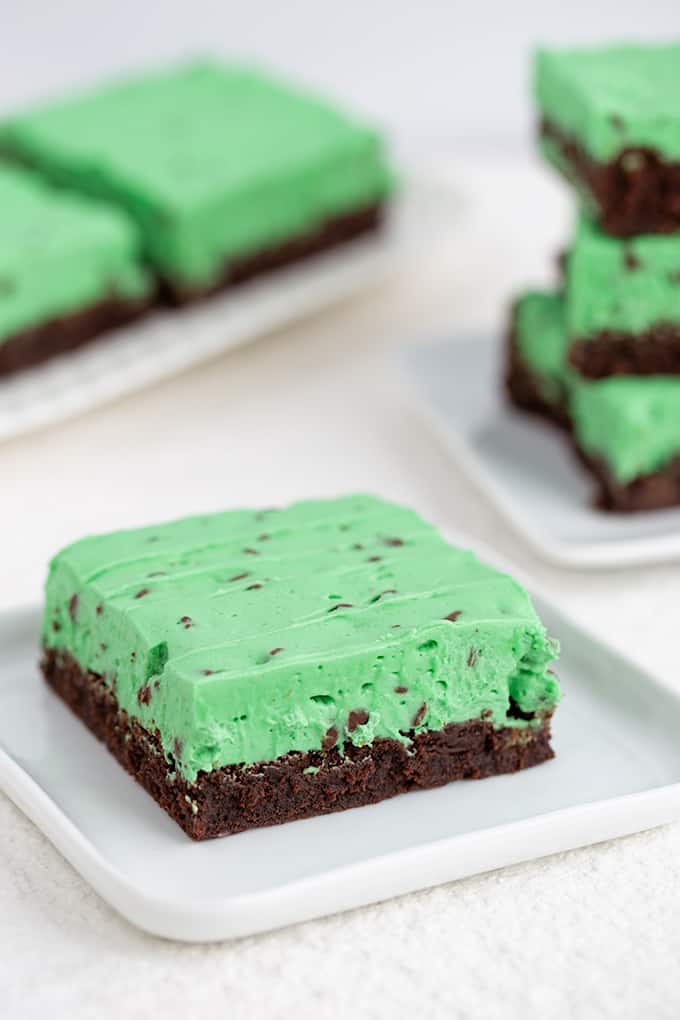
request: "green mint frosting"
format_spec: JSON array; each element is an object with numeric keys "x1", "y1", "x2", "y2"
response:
[
  {"x1": 567, "y1": 216, "x2": 680, "y2": 337},
  {"x1": 1, "y1": 62, "x2": 393, "y2": 289},
  {"x1": 42, "y1": 495, "x2": 560, "y2": 782},
  {"x1": 515, "y1": 290, "x2": 680, "y2": 483},
  {"x1": 535, "y1": 42, "x2": 680, "y2": 162},
  {"x1": 0, "y1": 164, "x2": 151, "y2": 344}
]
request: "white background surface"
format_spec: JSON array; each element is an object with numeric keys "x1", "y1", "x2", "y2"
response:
[{"x1": 3, "y1": 5, "x2": 680, "y2": 1015}]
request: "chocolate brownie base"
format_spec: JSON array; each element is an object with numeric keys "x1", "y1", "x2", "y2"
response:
[
  {"x1": 506, "y1": 327, "x2": 680, "y2": 512},
  {"x1": 42, "y1": 648, "x2": 554, "y2": 841},
  {"x1": 0, "y1": 292, "x2": 154, "y2": 379},
  {"x1": 541, "y1": 118, "x2": 680, "y2": 238},
  {"x1": 159, "y1": 203, "x2": 385, "y2": 305},
  {"x1": 569, "y1": 326, "x2": 680, "y2": 378}
]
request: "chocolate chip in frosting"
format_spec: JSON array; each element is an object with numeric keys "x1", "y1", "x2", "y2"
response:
[
  {"x1": 134, "y1": 587, "x2": 151, "y2": 599},
  {"x1": 444, "y1": 610, "x2": 462, "y2": 622},
  {"x1": 269, "y1": 647, "x2": 284, "y2": 657},
  {"x1": 412, "y1": 702, "x2": 427, "y2": 727},
  {"x1": 242, "y1": 547, "x2": 259, "y2": 555},
  {"x1": 467, "y1": 647, "x2": 478, "y2": 667},
  {"x1": 623, "y1": 249, "x2": 641, "y2": 271},
  {"x1": 394, "y1": 685, "x2": 408, "y2": 694},
  {"x1": 328, "y1": 603, "x2": 354, "y2": 612},
  {"x1": 347, "y1": 709, "x2": 369, "y2": 732},
  {"x1": 383, "y1": 537, "x2": 404, "y2": 547},
  {"x1": 68, "y1": 594, "x2": 79, "y2": 620},
  {"x1": 179, "y1": 615, "x2": 193, "y2": 629},
  {"x1": 137, "y1": 685, "x2": 151, "y2": 706},
  {"x1": 369, "y1": 589, "x2": 397, "y2": 604},
  {"x1": 228, "y1": 572, "x2": 250, "y2": 582},
  {"x1": 322, "y1": 726, "x2": 339, "y2": 752},
  {"x1": 246, "y1": 583, "x2": 263, "y2": 590}
]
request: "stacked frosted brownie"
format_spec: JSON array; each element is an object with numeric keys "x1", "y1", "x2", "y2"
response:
[
  {"x1": 0, "y1": 61, "x2": 392, "y2": 374},
  {"x1": 42, "y1": 495, "x2": 560, "y2": 839},
  {"x1": 507, "y1": 43, "x2": 680, "y2": 511}
]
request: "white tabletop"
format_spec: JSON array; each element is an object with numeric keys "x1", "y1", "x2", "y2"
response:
[{"x1": 3, "y1": 156, "x2": 680, "y2": 1019}]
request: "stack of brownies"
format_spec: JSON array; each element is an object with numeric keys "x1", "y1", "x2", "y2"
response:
[{"x1": 507, "y1": 42, "x2": 680, "y2": 512}]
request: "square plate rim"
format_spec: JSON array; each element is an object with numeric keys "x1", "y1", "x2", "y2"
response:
[
  {"x1": 1, "y1": 529, "x2": 680, "y2": 942},
  {"x1": 398, "y1": 336, "x2": 680, "y2": 570}
]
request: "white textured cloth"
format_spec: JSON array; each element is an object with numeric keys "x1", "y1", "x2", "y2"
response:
[{"x1": 2, "y1": 158, "x2": 680, "y2": 1019}]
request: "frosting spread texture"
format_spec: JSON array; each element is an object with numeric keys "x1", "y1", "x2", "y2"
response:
[{"x1": 42, "y1": 495, "x2": 560, "y2": 781}]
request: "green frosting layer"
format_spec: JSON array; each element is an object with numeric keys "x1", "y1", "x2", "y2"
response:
[
  {"x1": 0, "y1": 164, "x2": 151, "y2": 343},
  {"x1": 1, "y1": 62, "x2": 393, "y2": 288},
  {"x1": 42, "y1": 495, "x2": 560, "y2": 782},
  {"x1": 535, "y1": 42, "x2": 680, "y2": 162},
  {"x1": 567, "y1": 216, "x2": 680, "y2": 337},
  {"x1": 515, "y1": 291, "x2": 680, "y2": 483}
]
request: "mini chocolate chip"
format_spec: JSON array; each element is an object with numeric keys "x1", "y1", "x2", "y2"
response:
[
  {"x1": 467, "y1": 647, "x2": 478, "y2": 667},
  {"x1": 137, "y1": 685, "x2": 151, "y2": 706},
  {"x1": 52, "y1": 620, "x2": 61, "y2": 632},
  {"x1": 623, "y1": 250, "x2": 640, "y2": 271},
  {"x1": 134, "y1": 588, "x2": 151, "y2": 599},
  {"x1": 609, "y1": 113, "x2": 625, "y2": 131},
  {"x1": 228, "y1": 572, "x2": 250, "y2": 582},
  {"x1": 367, "y1": 556, "x2": 382, "y2": 562},
  {"x1": 394, "y1": 685, "x2": 408, "y2": 694},
  {"x1": 68, "y1": 594, "x2": 79, "y2": 620},
  {"x1": 200, "y1": 668, "x2": 214, "y2": 675},
  {"x1": 242, "y1": 547, "x2": 259, "y2": 555},
  {"x1": 147, "y1": 571, "x2": 167, "y2": 577},
  {"x1": 412, "y1": 702, "x2": 427, "y2": 727},
  {"x1": 391, "y1": 624, "x2": 401, "y2": 629},
  {"x1": 179, "y1": 615, "x2": 193, "y2": 629},
  {"x1": 257, "y1": 533, "x2": 270, "y2": 541},
  {"x1": 328, "y1": 603, "x2": 354, "y2": 612},
  {"x1": 322, "y1": 726, "x2": 339, "y2": 752},
  {"x1": 96, "y1": 604, "x2": 103, "y2": 616},
  {"x1": 370, "y1": 589, "x2": 397, "y2": 604},
  {"x1": 383, "y1": 537, "x2": 404, "y2": 547},
  {"x1": 153, "y1": 679, "x2": 160, "y2": 689},
  {"x1": 269, "y1": 647, "x2": 284, "y2": 657},
  {"x1": 246, "y1": 583, "x2": 263, "y2": 590},
  {"x1": 173, "y1": 738, "x2": 183, "y2": 758},
  {"x1": 444, "y1": 610, "x2": 462, "y2": 622},
  {"x1": 100, "y1": 642, "x2": 107, "y2": 651},
  {"x1": 130, "y1": 651, "x2": 136, "y2": 661},
  {"x1": 347, "y1": 709, "x2": 369, "y2": 732}
]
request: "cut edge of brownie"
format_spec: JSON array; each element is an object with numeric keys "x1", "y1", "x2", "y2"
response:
[
  {"x1": 157, "y1": 202, "x2": 385, "y2": 305},
  {"x1": 540, "y1": 118, "x2": 680, "y2": 238},
  {"x1": 568, "y1": 325, "x2": 680, "y2": 379},
  {"x1": 41, "y1": 648, "x2": 555, "y2": 842},
  {"x1": 506, "y1": 313, "x2": 680, "y2": 512},
  {"x1": 0, "y1": 291, "x2": 155, "y2": 379}
]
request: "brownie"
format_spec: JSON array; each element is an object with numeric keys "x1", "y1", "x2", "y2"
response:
[
  {"x1": 508, "y1": 292, "x2": 680, "y2": 512},
  {"x1": 565, "y1": 217, "x2": 680, "y2": 379},
  {"x1": 535, "y1": 43, "x2": 680, "y2": 237},
  {"x1": 41, "y1": 495, "x2": 561, "y2": 839},
  {"x1": 0, "y1": 164, "x2": 153, "y2": 377},
  {"x1": 1, "y1": 62, "x2": 393, "y2": 302}
]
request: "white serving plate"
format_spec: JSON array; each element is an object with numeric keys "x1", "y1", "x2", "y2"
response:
[
  {"x1": 0, "y1": 175, "x2": 445, "y2": 442},
  {"x1": 2, "y1": 539, "x2": 680, "y2": 942},
  {"x1": 401, "y1": 336, "x2": 680, "y2": 568}
]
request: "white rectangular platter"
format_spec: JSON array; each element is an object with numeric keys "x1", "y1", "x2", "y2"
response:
[
  {"x1": 1, "y1": 545, "x2": 679, "y2": 942},
  {"x1": 0, "y1": 175, "x2": 445, "y2": 442},
  {"x1": 401, "y1": 336, "x2": 680, "y2": 568}
]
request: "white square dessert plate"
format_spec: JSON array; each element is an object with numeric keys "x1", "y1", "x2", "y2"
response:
[
  {"x1": 401, "y1": 336, "x2": 680, "y2": 568},
  {"x1": 0, "y1": 174, "x2": 448, "y2": 442},
  {"x1": 1, "y1": 537, "x2": 680, "y2": 942}
]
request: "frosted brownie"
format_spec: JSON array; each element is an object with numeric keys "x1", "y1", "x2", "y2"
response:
[
  {"x1": 41, "y1": 495, "x2": 560, "y2": 840},
  {"x1": 0, "y1": 165, "x2": 152, "y2": 377},
  {"x1": 565, "y1": 216, "x2": 680, "y2": 378},
  {"x1": 535, "y1": 43, "x2": 680, "y2": 237},
  {"x1": 508, "y1": 291, "x2": 680, "y2": 511},
  {"x1": 1, "y1": 62, "x2": 393, "y2": 303}
]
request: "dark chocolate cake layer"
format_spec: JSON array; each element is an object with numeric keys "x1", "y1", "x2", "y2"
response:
[{"x1": 42, "y1": 648, "x2": 554, "y2": 841}]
